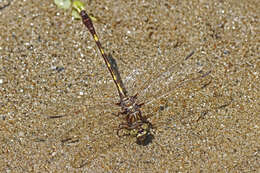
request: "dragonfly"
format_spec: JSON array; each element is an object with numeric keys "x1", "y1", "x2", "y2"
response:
[{"x1": 71, "y1": 1, "x2": 212, "y2": 146}]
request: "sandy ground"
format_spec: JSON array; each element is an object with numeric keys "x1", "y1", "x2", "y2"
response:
[{"x1": 0, "y1": 0, "x2": 259, "y2": 172}]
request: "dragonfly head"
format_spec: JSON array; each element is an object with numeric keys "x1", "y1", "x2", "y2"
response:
[{"x1": 130, "y1": 122, "x2": 153, "y2": 146}]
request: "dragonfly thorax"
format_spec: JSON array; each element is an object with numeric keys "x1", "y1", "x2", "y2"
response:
[
  {"x1": 116, "y1": 94, "x2": 144, "y2": 123},
  {"x1": 119, "y1": 95, "x2": 141, "y2": 115}
]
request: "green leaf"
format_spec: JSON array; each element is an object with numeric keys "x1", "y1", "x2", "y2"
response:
[{"x1": 54, "y1": 0, "x2": 71, "y2": 9}]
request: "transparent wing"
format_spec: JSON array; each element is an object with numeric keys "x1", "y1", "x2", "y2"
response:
[{"x1": 121, "y1": 49, "x2": 213, "y2": 106}]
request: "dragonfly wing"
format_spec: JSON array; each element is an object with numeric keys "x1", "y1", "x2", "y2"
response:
[{"x1": 136, "y1": 51, "x2": 213, "y2": 107}]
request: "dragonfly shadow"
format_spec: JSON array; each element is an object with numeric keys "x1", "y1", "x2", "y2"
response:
[
  {"x1": 137, "y1": 133, "x2": 154, "y2": 146},
  {"x1": 107, "y1": 53, "x2": 128, "y2": 97}
]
